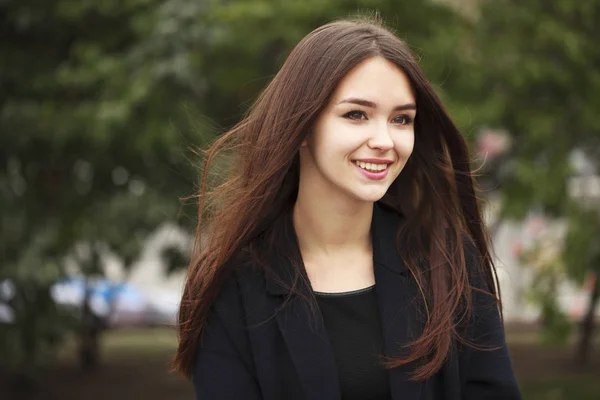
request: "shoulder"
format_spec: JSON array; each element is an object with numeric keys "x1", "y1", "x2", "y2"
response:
[
  {"x1": 460, "y1": 235, "x2": 500, "y2": 332},
  {"x1": 461, "y1": 234, "x2": 494, "y2": 293},
  {"x1": 211, "y1": 252, "x2": 268, "y2": 318}
]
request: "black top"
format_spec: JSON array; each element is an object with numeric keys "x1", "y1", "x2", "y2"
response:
[{"x1": 315, "y1": 285, "x2": 391, "y2": 400}]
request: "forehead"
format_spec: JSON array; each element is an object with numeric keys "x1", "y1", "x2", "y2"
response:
[{"x1": 330, "y1": 57, "x2": 415, "y2": 105}]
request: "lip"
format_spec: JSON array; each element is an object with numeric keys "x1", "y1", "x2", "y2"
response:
[
  {"x1": 354, "y1": 158, "x2": 393, "y2": 164},
  {"x1": 353, "y1": 161, "x2": 391, "y2": 181}
]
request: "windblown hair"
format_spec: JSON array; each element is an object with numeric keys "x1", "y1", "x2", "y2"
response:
[{"x1": 174, "y1": 18, "x2": 499, "y2": 381}]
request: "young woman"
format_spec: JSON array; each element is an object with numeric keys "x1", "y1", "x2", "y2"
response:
[{"x1": 174, "y1": 19, "x2": 522, "y2": 400}]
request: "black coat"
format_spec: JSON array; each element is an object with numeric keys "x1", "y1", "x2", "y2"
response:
[{"x1": 193, "y1": 203, "x2": 522, "y2": 399}]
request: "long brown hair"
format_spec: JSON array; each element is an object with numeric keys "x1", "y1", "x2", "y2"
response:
[{"x1": 174, "y1": 18, "x2": 499, "y2": 381}]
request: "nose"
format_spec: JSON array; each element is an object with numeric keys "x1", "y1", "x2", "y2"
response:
[{"x1": 367, "y1": 122, "x2": 394, "y2": 151}]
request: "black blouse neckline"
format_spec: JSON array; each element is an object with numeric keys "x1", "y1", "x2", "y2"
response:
[{"x1": 313, "y1": 284, "x2": 375, "y2": 297}]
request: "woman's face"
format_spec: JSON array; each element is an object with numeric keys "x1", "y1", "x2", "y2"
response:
[{"x1": 300, "y1": 56, "x2": 416, "y2": 204}]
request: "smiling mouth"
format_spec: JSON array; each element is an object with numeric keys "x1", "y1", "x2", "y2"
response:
[{"x1": 353, "y1": 160, "x2": 391, "y2": 172}]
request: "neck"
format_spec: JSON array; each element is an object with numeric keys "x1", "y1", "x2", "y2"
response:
[{"x1": 292, "y1": 189, "x2": 373, "y2": 260}]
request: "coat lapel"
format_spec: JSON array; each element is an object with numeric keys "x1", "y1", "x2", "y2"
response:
[
  {"x1": 372, "y1": 203, "x2": 426, "y2": 398},
  {"x1": 265, "y1": 203, "x2": 425, "y2": 400},
  {"x1": 274, "y1": 295, "x2": 341, "y2": 399},
  {"x1": 265, "y1": 210, "x2": 341, "y2": 400}
]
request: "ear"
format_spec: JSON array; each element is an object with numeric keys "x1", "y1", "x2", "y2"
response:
[{"x1": 301, "y1": 138, "x2": 308, "y2": 147}]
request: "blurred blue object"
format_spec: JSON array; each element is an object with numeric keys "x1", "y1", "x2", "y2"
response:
[
  {"x1": 51, "y1": 277, "x2": 149, "y2": 326},
  {"x1": 1, "y1": 277, "x2": 177, "y2": 327}
]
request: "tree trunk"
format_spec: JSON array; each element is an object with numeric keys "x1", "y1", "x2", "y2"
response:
[
  {"x1": 78, "y1": 245, "x2": 104, "y2": 370},
  {"x1": 79, "y1": 277, "x2": 102, "y2": 370},
  {"x1": 574, "y1": 272, "x2": 599, "y2": 367}
]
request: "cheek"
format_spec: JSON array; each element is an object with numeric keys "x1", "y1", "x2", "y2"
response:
[
  {"x1": 313, "y1": 119, "x2": 363, "y2": 156},
  {"x1": 394, "y1": 132, "x2": 415, "y2": 158}
]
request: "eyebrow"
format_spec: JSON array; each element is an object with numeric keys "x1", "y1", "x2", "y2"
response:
[{"x1": 337, "y1": 97, "x2": 417, "y2": 112}]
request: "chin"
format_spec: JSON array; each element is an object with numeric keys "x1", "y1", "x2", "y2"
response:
[{"x1": 350, "y1": 187, "x2": 390, "y2": 204}]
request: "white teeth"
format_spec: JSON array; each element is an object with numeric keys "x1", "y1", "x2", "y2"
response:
[{"x1": 355, "y1": 161, "x2": 388, "y2": 172}]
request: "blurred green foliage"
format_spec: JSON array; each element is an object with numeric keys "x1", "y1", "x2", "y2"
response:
[
  {"x1": 465, "y1": 0, "x2": 600, "y2": 221},
  {"x1": 465, "y1": 0, "x2": 600, "y2": 356},
  {"x1": 1, "y1": 0, "x2": 202, "y2": 381}
]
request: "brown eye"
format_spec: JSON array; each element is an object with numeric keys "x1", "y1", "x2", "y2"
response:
[
  {"x1": 344, "y1": 110, "x2": 367, "y2": 120},
  {"x1": 392, "y1": 115, "x2": 413, "y2": 125}
]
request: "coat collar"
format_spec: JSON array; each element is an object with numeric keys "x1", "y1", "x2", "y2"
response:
[{"x1": 265, "y1": 202, "x2": 408, "y2": 296}]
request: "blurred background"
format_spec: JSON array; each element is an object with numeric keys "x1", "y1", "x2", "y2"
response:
[{"x1": 1, "y1": 0, "x2": 599, "y2": 399}]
